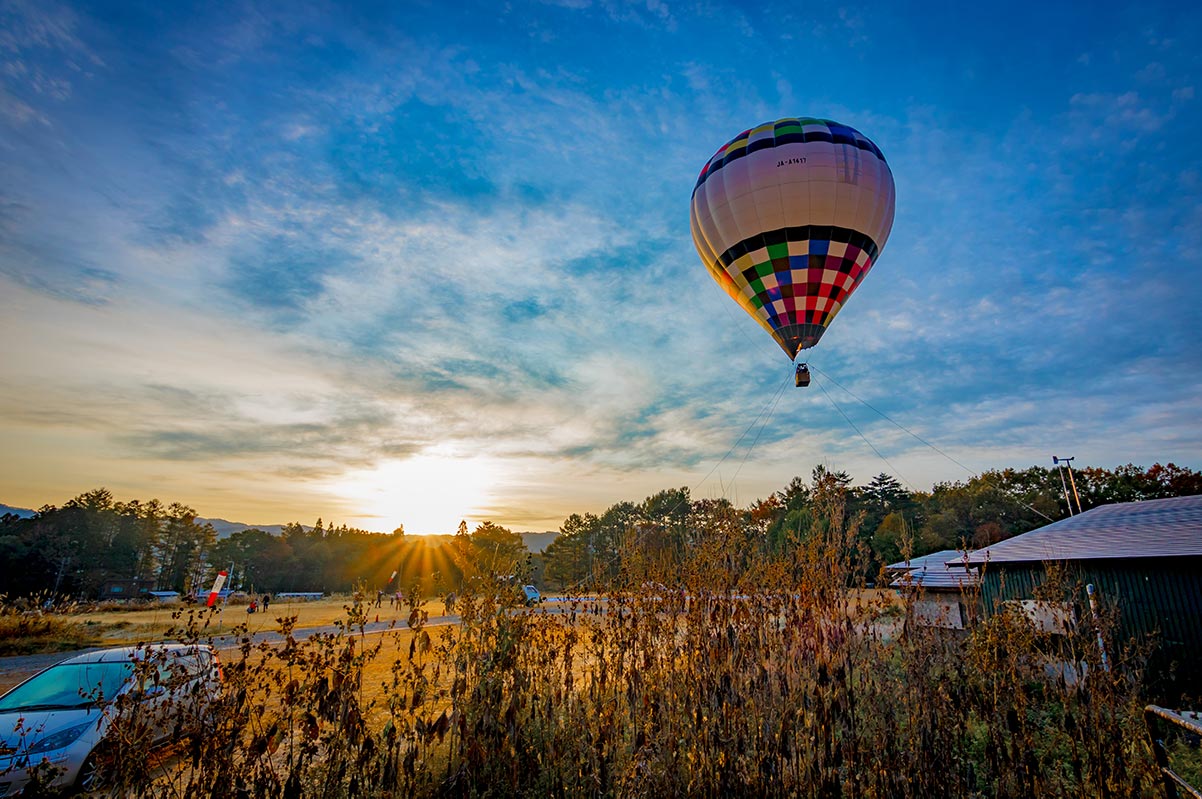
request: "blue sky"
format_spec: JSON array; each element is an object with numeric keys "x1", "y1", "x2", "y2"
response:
[{"x1": 1, "y1": 0, "x2": 1200, "y2": 533}]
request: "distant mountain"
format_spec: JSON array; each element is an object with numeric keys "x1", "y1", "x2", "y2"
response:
[
  {"x1": 521, "y1": 531, "x2": 559, "y2": 553},
  {"x1": 0, "y1": 505, "x2": 302, "y2": 536},
  {"x1": 199, "y1": 518, "x2": 312, "y2": 539}
]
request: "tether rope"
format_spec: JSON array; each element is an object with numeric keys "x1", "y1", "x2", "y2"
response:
[
  {"x1": 557, "y1": 367, "x2": 793, "y2": 591},
  {"x1": 813, "y1": 376, "x2": 919, "y2": 492},
  {"x1": 809, "y1": 364, "x2": 1055, "y2": 523},
  {"x1": 562, "y1": 369, "x2": 792, "y2": 592},
  {"x1": 727, "y1": 371, "x2": 790, "y2": 489},
  {"x1": 693, "y1": 370, "x2": 792, "y2": 498},
  {"x1": 809, "y1": 364, "x2": 977, "y2": 477}
]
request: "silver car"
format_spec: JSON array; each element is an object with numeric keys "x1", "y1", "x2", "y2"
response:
[{"x1": 0, "y1": 643, "x2": 222, "y2": 795}]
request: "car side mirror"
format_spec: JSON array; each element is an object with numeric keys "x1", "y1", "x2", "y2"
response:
[{"x1": 138, "y1": 685, "x2": 167, "y2": 700}]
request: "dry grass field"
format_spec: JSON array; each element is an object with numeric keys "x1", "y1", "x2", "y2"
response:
[
  {"x1": 0, "y1": 594, "x2": 456, "y2": 658},
  {"x1": 0, "y1": 497, "x2": 1172, "y2": 799},
  {"x1": 75, "y1": 594, "x2": 429, "y2": 637},
  {"x1": 1, "y1": 580, "x2": 1172, "y2": 798},
  {"x1": 87, "y1": 605, "x2": 601, "y2": 797}
]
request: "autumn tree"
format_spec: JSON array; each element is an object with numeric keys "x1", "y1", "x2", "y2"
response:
[{"x1": 470, "y1": 522, "x2": 528, "y2": 579}]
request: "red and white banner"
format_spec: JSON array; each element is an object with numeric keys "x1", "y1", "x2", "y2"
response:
[{"x1": 206, "y1": 571, "x2": 228, "y2": 607}]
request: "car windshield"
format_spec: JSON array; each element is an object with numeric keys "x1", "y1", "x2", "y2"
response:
[{"x1": 0, "y1": 661, "x2": 136, "y2": 711}]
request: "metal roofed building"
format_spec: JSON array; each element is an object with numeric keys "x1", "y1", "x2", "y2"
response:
[
  {"x1": 888, "y1": 549, "x2": 980, "y2": 591},
  {"x1": 962, "y1": 494, "x2": 1202, "y2": 696},
  {"x1": 886, "y1": 550, "x2": 980, "y2": 629},
  {"x1": 964, "y1": 494, "x2": 1202, "y2": 565}
]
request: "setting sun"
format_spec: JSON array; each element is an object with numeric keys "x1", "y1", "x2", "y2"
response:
[{"x1": 328, "y1": 449, "x2": 501, "y2": 535}]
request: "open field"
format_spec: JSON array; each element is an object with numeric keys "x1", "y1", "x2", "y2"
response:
[
  {"x1": 0, "y1": 593, "x2": 603, "y2": 691},
  {"x1": 70, "y1": 594, "x2": 429, "y2": 638},
  {"x1": 1, "y1": 588, "x2": 738, "y2": 663},
  {"x1": 0, "y1": 581, "x2": 1177, "y2": 797},
  {"x1": 76, "y1": 586, "x2": 1174, "y2": 796},
  {"x1": 0, "y1": 616, "x2": 439, "y2": 695},
  {"x1": 78, "y1": 609, "x2": 594, "y2": 796},
  {"x1": 0, "y1": 594, "x2": 456, "y2": 658}
]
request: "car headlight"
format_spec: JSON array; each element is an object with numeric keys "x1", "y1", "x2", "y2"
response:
[{"x1": 27, "y1": 722, "x2": 93, "y2": 755}]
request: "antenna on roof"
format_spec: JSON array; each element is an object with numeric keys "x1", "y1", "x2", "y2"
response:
[{"x1": 1052, "y1": 456, "x2": 1083, "y2": 515}]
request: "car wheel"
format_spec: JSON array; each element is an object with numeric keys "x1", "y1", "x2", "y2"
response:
[{"x1": 76, "y1": 745, "x2": 112, "y2": 793}]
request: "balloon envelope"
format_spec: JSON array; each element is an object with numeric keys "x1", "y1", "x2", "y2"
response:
[{"x1": 690, "y1": 118, "x2": 895, "y2": 359}]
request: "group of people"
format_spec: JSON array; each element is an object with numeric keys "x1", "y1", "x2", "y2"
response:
[
  {"x1": 246, "y1": 593, "x2": 272, "y2": 614},
  {"x1": 360, "y1": 588, "x2": 454, "y2": 612},
  {"x1": 240, "y1": 589, "x2": 461, "y2": 616},
  {"x1": 372, "y1": 590, "x2": 407, "y2": 608}
]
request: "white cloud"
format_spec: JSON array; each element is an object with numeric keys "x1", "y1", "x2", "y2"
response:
[
  {"x1": 0, "y1": 83, "x2": 46, "y2": 125},
  {"x1": 1067, "y1": 90, "x2": 1173, "y2": 133}
]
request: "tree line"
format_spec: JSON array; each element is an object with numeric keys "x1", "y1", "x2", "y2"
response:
[
  {"x1": 0, "y1": 462, "x2": 1197, "y2": 599},
  {"x1": 539, "y1": 461, "x2": 1202, "y2": 590},
  {"x1": 0, "y1": 490, "x2": 529, "y2": 599}
]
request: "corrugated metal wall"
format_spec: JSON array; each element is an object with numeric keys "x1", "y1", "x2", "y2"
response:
[{"x1": 978, "y1": 557, "x2": 1202, "y2": 658}]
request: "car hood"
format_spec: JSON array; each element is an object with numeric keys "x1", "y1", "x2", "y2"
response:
[{"x1": 0, "y1": 707, "x2": 105, "y2": 750}]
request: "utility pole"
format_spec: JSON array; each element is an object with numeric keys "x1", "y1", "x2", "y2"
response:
[
  {"x1": 1053, "y1": 457, "x2": 1074, "y2": 516},
  {"x1": 1053, "y1": 456, "x2": 1083, "y2": 514},
  {"x1": 1067, "y1": 461, "x2": 1086, "y2": 511},
  {"x1": 1066, "y1": 460, "x2": 1082, "y2": 514}
]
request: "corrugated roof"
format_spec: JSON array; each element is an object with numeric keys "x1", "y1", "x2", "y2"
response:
[
  {"x1": 887, "y1": 549, "x2": 980, "y2": 591},
  {"x1": 964, "y1": 494, "x2": 1202, "y2": 565},
  {"x1": 889, "y1": 567, "x2": 979, "y2": 591},
  {"x1": 887, "y1": 550, "x2": 967, "y2": 572}
]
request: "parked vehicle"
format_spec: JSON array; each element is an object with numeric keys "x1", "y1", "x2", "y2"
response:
[
  {"x1": 522, "y1": 585, "x2": 542, "y2": 606},
  {"x1": 0, "y1": 643, "x2": 222, "y2": 794}
]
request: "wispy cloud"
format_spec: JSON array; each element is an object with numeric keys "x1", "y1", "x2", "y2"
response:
[{"x1": 1, "y1": 0, "x2": 1199, "y2": 531}]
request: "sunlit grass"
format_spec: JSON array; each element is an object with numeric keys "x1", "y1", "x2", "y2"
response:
[
  {"x1": 0, "y1": 488, "x2": 1169, "y2": 797},
  {"x1": 0, "y1": 594, "x2": 452, "y2": 661}
]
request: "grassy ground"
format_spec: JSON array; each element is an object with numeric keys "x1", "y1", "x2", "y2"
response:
[
  {"x1": 0, "y1": 483, "x2": 1174, "y2": 797},
  {"x1": 3, "y1": 584, "x2": 1168, "y2": 797},
  {"x1": 0, "y1": 595, "x2": 455, "y2": 658},
  {"x1": 136, "y1": 607, "x2": 610, "y2": 795},
  {"x1": 3, "y1": 590, "x2": 897, "y2": 658},
  {"x1": 82, "y1": 595, "x2": 432, "y2": 637}
]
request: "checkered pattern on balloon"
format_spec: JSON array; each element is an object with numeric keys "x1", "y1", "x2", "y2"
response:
[{"x1": 690, "y1": 118, "x2": 895, "y2": 360}]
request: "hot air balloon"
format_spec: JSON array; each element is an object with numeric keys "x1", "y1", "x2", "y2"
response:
[{"x1": 689, "y1": 118, "x2": 895, "y2": 387}]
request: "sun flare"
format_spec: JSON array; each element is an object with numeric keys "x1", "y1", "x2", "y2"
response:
[{"x1": 328, "y1": 450, "x2": 500, "y2": 535}]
